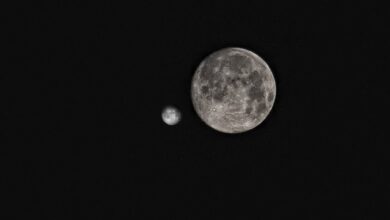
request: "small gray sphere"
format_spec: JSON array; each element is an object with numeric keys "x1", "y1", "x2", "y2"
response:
[
  {"x1": 162, "y1": 106, "x2": 181, "y2": 125},
  {"x1": 191, "y1": 47, "x2": 276, "y2": 133}
]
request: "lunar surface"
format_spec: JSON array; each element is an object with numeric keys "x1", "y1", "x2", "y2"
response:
[
  {"x1": 162, "y1": 106, "x2": 181, "y2": 125},
  {"x1": 191, "y1": 47, "x2": 276, "y2": 133}
]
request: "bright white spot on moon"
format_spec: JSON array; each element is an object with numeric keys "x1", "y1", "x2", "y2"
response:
[{"x1": 162, "y1": 106, "x2": 181, "y2": 125}]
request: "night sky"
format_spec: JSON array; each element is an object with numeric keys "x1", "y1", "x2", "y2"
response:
[{"x1": 3, "y1": 1, "x2": 390, "y2": 219}]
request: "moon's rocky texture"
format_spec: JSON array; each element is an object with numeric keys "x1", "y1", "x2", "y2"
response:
[
  {"x1": 162, "y1": 106, "x2": 181, "y2": 125},
  {"x1": 191, "y1": 47, "x2": 276, "y2": 133}
]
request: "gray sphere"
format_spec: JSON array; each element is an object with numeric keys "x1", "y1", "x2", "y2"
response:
[
  {"x1": 191, "y1": 47, "x2": 276, "y2": 133},
  {"x1": 162, "y1": 106, "x2": 181, "y2": 125}
]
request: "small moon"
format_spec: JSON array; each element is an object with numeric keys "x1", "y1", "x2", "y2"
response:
[
  {"x1": 191, "y1": 47, "x2": 276, "y2": 133},
  {"x1": 162, "y1": 106, "x2": 181, "y2": 125}
]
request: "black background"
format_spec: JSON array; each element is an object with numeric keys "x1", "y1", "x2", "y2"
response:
[{"x1": 3, "y1": 1, "x2": 390, "y2": 219}]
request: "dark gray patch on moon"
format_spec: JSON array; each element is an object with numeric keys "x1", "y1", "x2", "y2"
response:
[{"x1": 191, "y1": 47, "x2": 276, "y2": 133}]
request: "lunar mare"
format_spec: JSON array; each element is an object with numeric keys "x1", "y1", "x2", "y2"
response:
[{"x1": 191, "y1": 47, "x2": 276, "y2": 133}]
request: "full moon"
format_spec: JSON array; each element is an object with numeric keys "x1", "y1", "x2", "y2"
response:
[
  {"x1": 162, "y1": 106, "x2": 181, "y2": 125},
  {"x1": 191, "y1": 47, "x2": 276, "y2": 133}
]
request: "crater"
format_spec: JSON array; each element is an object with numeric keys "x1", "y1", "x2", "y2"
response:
[
  {"x1": 201, "y1": 85, "x2": 209, "y2": 94},
  {"x1": 255, "y1": 102, "x2": 267, "y2": 115},
  {"x1": 241, "y1": 78, "x2": 248, "y2": 86},
  {"x1": 229, "y1": 54, "x2": 250, "y2": 75},
  {"x1": 199, "y1": 62, "x2": 219, "y2": 82},
  {"x1": 247, "y1": 71, "x2": 263, "y2": 86},
  {"x1": 248, "y1": 86, "x2": 265, "y2": 102},
  {"x1": 245, "y1": 105, "x2": 253, "y2": 115},
  {"x1": 268, "y1": 91, "x2": 274, "y2": 103},
  {"x1": 213, "y1": 85, "x2": 228, "y2": 102},
  {"x1": 227, "y1": 76, "x2": 241, "y2": 88}
]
